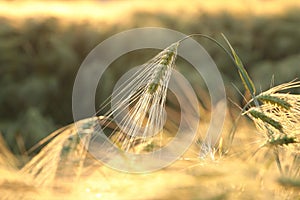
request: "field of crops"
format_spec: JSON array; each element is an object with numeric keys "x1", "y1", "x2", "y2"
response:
[{"x1": 0, "y1": 1, "x2": 299, "y2": 199}]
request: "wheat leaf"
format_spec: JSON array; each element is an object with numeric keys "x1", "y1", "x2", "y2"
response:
[{"x1": 221, "y1": 33, "x2": 256, "y2": 96}]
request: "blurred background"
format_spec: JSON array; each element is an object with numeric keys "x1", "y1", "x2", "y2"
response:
[{"x1": 0, "y1": 0, "x2": 299, "y2": 156}]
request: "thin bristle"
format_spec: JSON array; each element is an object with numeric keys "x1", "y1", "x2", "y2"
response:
[{"x1": 263, "y1": 80, "x2": 300, "y2": 94}]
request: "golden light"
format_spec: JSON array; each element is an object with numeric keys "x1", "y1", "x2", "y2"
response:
[{"x1": 0, "y1": 0, "x2": 299, "y2": 23}]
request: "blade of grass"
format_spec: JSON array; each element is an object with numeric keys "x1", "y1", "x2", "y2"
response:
[{"x1": 221, "y1": 33, "x2": 256, "y2": 97}]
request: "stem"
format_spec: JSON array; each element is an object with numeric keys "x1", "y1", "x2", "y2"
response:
[
  {"x1": 274, "y1": 149, "x2": 283, "y2": 175},
  {"x1": 180, "y1": 34, "x2": 284, "y2": 174},
  {"x1": 178, "y1": 33, "x2": 236, "y2": 66},
  {"x1": 178, "y1": 33, "x2": 243, "y2": 152}
]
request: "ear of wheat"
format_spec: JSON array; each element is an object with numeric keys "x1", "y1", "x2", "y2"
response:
[
  {"x1": 98, "y1": 42, "x2": 179, "y2": 152},
  {"x1": 246, "y1": 82, "x2": 300, "y2": 150},
  {"x1": 19, "y1": 41, "x2": 182, "y2": 187},
  {"x1": 222, "y1": 34, "x2": 300, "y2": 175}
]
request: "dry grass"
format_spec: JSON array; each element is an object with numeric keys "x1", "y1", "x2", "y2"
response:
[
  {"x1": 0, "y1": 116, "x2": 299, "y2": 199},
  {"x1": 0, "y1": 81, "x2": 299, "y2": 199}
]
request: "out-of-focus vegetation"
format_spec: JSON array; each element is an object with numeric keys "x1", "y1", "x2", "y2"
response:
[{"x1": 0, "y1": 3, "x2": 300, "y2": 155}]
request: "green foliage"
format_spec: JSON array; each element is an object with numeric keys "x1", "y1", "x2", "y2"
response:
[{"x1": 1, "y1": 107, "x2": 56, "y2": 154}]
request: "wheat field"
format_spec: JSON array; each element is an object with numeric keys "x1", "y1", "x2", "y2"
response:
[{"x1": 0, "y1": 1, "x2": 300, "y2": 199}]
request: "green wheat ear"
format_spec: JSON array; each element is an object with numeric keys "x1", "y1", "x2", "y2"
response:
[
  {"x1": 257, "y1": 94, "x2": 292, "y2": 110},
  {"x1": 221, "y1": 34, "x2": 256, "y2": 97},
  {"x1": 248, "y1": 109, "x2": 283, "y2": 133},
  {"x1": 267, "y1": 134, "x2": 298, "y2": 147}
]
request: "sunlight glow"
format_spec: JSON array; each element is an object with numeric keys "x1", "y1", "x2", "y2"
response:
[{"x1": 0, "y1": 0, "x2": 299, "y2": 24}]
